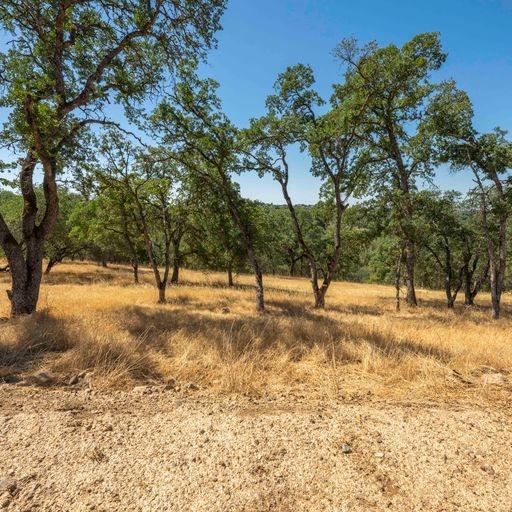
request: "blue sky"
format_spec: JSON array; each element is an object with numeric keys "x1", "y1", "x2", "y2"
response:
[{"x1": 201, "y1": 0, "x2": 512, "y2": 203}]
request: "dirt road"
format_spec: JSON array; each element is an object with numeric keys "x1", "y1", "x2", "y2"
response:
[{"x1": 1, "y1": 385, "x2": 511, "y2": 511}]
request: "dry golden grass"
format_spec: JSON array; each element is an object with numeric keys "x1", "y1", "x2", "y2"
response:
[{"x1": 0, "y1": 261, "x2": 511, "y2": 400}]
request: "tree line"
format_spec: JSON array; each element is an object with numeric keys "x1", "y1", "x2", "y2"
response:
[{"x1": 0, "y1": 2, "x2": 510, "y2": 318}]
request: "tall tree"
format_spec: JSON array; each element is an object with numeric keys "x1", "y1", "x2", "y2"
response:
[
  {"x1": 151, "y1": 71, "x2": 266, "y2": 311},
  {"x1": 0, "y1": 0, "x2": 225, "y2": 315},
  {"x1": 245, "y1": 64, "x2": 369, "y2": 308},
  {"x1": 188, "y1": 181, "x2": 247, "y2": 286},
  {"x1": 335, "y1": 33, "x2": 446, "y2": 306}
]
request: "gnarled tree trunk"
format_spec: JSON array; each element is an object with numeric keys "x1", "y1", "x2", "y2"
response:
[
  {"x1": 463, "y1": 256, "x2": 488, "y2": 306},
  {"x1": 0, "y1": 153, "x2": 58, "y2": 316}
]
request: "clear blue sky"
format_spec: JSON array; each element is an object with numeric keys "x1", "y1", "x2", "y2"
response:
[{"x1": 201, "y1": 0, "x2": 512, "y2": 204}]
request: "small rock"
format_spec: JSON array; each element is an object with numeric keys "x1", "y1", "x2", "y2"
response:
[
  {"x1": 374, "y1": 452, "x2": 385, "y2": 459},
  {"x1": 27, "y1": 372, "x2": 55, "y2": 387},
  {"x1": 163, "y1": 379, "x2": 178, "y2": 391},
  {"x1": 132, "y1": 385, "x2": 152, "y2": 395},
  {"x1": 0, "y1": 478, "x2": 17, "y2": 494},
  {"x1": 221, "y1": 307, "x2": 230, "y2": 314},
  {"x1": 186, "y1": 383, "x2": 199, "y2": 392},
  {"x1": 1, "y1": 493, "x2": 11, "y2": 508},
  {"x1": 68, "y1": 374, "x2": 80, "y2": 386},
  {"x1": 481, "y1": 373, "x2": 506, "y2": 386},
  {"x1": 340, "y1": 443, "x2": 352, "y2": 454}
]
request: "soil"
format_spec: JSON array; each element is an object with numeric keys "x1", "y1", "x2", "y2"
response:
[{"x1": 1, "y1": 384, "x2": 511, "y2": 511}]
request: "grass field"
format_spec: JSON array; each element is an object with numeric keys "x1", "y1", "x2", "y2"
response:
[{"x1": 0, "y1": 261, "x2": 510, "y2": 400}]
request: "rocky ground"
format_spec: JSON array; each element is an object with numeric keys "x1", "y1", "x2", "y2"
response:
[{"x1": 1, "y1": 384, "x2": 511, "y2": 512}]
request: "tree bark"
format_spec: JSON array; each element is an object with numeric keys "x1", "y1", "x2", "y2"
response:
[
  {"x1": 132, "y1": 260, "x2": 139, "y2": 284},
  {"x1": 170, "y1": 260, "x2": 180, "y2": 285},
  {"x1": 395, "y1": 247, "x2": 404, "y2": 312},
  {"x1": 404, "y1": 240, "x2": 417, "y2": 306},
  {"x1": 6, "y1": 236, "x2": 45, "y2": 316},
  {"x1": 45, "y1": 258, "x2": 57, "y2": 275},
  {"x1": 227, "y1": 262, "x2": 234, "y2": 287},
  {"x1": 463, "y1": 256, "x2": 488, "y2": 306},
  {"x1": 0, "y1": 153, "x2": 58, "y2": 316},
  {"x1": 158, "y1": 282, "x2": 166, "y2": 303}
]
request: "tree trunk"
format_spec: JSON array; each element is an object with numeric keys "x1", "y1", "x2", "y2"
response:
[
  {"x1": 170, "y1": 229, "x2": 184, "y2": 285},
  {"x1": 312, "y1": 180, "x2": 346, "y2": 309},
  {"x1": 7, "y1": 238, "x2": 44, "y2": 316},
  {"x1": 132, "y1": 260, "x2": 139, "y2": 284},
  {"x1": 385, "y1": 120, "x2": 418, "y2": 307},
  {"x1": 246, "y1": 244, "x2": 264, "y2": 312},
  {"x1": 464, "y1": 258, "x2": 488, "y2": 306},
  {"x1": 395, "y1": 248, "x2": 403, "y2": 312},
  {"x1": 158, "y1": 282, "x2": 166, "y2": 304},
  {"x1": 473, "y1": 168, "x2": 507, "y2": 319},
  {"x1": 0, "y1": 153, "x2": 58, "y2": 316},
  {"x1": 253, "y1": 263, "x2": 264, "y2": 312},
  {"x1": 463, "y1": 259, "x2": 475, "y2": 305},
  {"x1": 313, "y1": 282, "x2": 326, "y2": 308},
  {"x1": 170, "y1": 261, "x2": 180, "y2": 284},
  {"x1": 45, "y1": 258, "x2": 57, "y2": 275},
  {"x1": 490, "y1": 268, "x2": 501, "y2": 320},
  {"x1": 280, "y1": 179, "x2": 330, "y2": 308},
  {"x1": 227, "y1": 262, "x2": 234, "y2": 287},
  {"x1": 405, "y1": 239, "x2": 417, "y2": 306},
  {"x1": 223, "y1": 188, "x2": 265, "y2": 312},
  {"x1": 445, "y1": 282, "x2": 455, "y2": 309}
]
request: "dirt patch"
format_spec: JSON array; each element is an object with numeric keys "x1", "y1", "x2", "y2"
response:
[{"x1": 1, "y1": 385, "x2": 511, "y2": 511}]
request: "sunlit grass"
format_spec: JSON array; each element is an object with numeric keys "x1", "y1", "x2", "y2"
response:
[{"x1": 0, "y1": 261, "x2": 510, "y2": 400}]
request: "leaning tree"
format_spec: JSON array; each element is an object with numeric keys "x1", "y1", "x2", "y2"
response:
[
  {"x1": 151, "y1": 70, "x2": 267, "y2": 312},
  {"x1": 245, "y1": 64, "x2": 369, "y2": 308},
  {"x1": 0, "y1": 0, "x2": 225, "y2": 315},
  {"x1": 335, "y1": 33, "x2": 447, "y2": 307}
]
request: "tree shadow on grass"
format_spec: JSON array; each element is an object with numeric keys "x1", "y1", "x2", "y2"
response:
[
  {"x1": 42, "y1": 270, "x2": 118, "y2": 286},
  {"x1": 328, "y1": 303, "x2": 387, "y2": 317},
  {"x1": 115, "y1": 300, "x2": 453, "y2": 365},
  {"x1": 0, "y1": 312, "x2": 74, "y2": 377},
  {"x1": 172, "y1": 279, "x2": 309, "y2": 297},
  {"x1": 0, "y1": 311, "x2": 160, "y2": 384}
]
